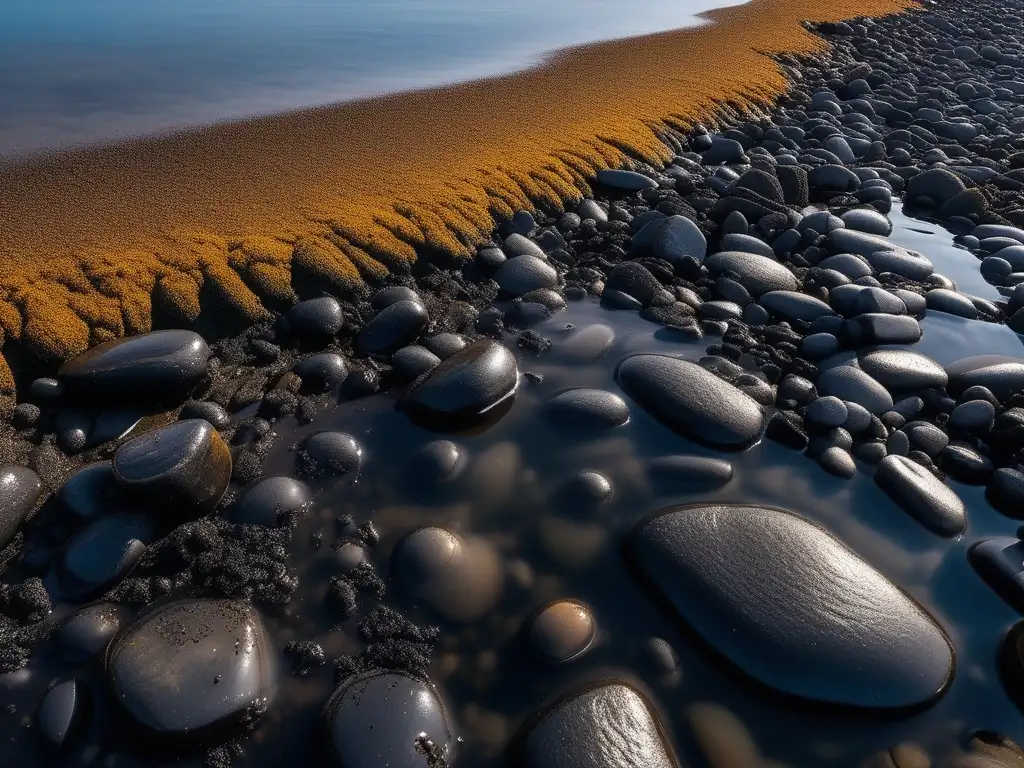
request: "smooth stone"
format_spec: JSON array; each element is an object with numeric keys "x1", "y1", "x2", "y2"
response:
[
  {"x1": 525, "y1": 600, "x2": 596, "y2": 664},
  {"x1": 686, "y1": 702, "x2": 761, "y2": 768},
  {"x1": 939, "y1": 444, "x2": 994, "y2": 485},
  {"x1": 627, "y1": 504, "x2": 953, "y2": 709},
  {"x1": 422, "y1": 333, "x2": 468, "y2": 360},
  {"x1": 597, "y1": 169, "x2": 657, "y2": 190},
  {"x1": 37, "y1": 679, "x2": 90, "y2": 750},
  {"x1": 867, "y1": 250, "x2": 935, "y2": 281},
  {"x1": 818, "y1": 366, "x2": 893, "y2": 414},
  {"x1": 179, "y1": 400, "x2": 230, "y2": 430},
  {"x1": 950, "y1": 400, "x2": 996, "y2": 431},
  {"x1": 60, "y1": 513, "x2": 153, "y2": 599},
  {"x1": 819, "y1": 446, "x2": 856, "y2": 478},
  {"x1": 370, "y1": 286, "x2": 419, "y2": 310},
  {"x1": 576, "y1": 199, "x2": 608, "y2": 223},
  {"x1": 494, "y1": 256, "x2": 558, "y2": 297},
  {"x1": 760, "y1": 291, "x2": 836, "y2": 323},
  {"x1": 410, "y1": 440, "x2": 465, "y2": 485},
  {"x1": 988, "y1": 468, "x2": 1024, "y2": 519},
  {"x1": 617, "y1": 355, "x2": 765, "y2": 450},
  {"x1": 510, "y1": 682, "x2": 678, "y2": 768},
  {"x1": 299, "y1": 431, "x2": 363, "y2": 477},
  {"x1": 323, "y1": 671, "x2": 455, "y2": 768},
  {"x1": 293, "y1": 352, "x2": 349, "y2": 391},
  {"x1": 819, "y1": 254, "x2": 875, "y2": 279},
  {"x1": 992, "y1": 246, "x2": 1024, "y2": 271},
  {"x1": 843, "y1": 401, "x2": 872, "y2": 433},
  {"x1": 859, "y1": 349, "x2": 948, "y2": 392},
  {"x1": 632, "y1": 215, "x2": 707, "y2": 263},
  {"x1": 503, "y1": 233, "x2": 547, "y2": 260},
  {"x1": 285, "y1": 296, "x2": 344, "y2": 338},
  {"x1": 113, "y1": 419, "x2": 232, "y2": 517},
  {"x1": 803, "y1": 333, "x2": 840, "y2": 360},
  {"x1": 56, "y1": 603, "x2": 128, "y2": 662},
  {"x1": 970, "y1": 538, "x2": 1024, "y2": 613},
  {"x1": 604, "y1": 263, "x2": 660, "y2": 307},
  {"x1": 56, "y1": 462, "x2": 124, "y2": 520},
  {"x1": 559, "y1": 324, "x2": 615, "y2": 362},
  {"x1": 107, "y1": 599, "x2": 274, "y2": 740},
  {"x1": 546, "y1": 388, "x2": 629, "y2": 430},
  {"x1": 356, "y1": 300, "x2": 429, "y2": 357},
  {"x1": 946, "y1": 356, "x2": 1024, "y2": 400},
  {"x1": 0, "y1": 465, "x2": 42, "y2": 547},
  {"x1": 400, "y1": 340, "x2": 518, "y2": 430},
  {"x1": 842, "y1": 208, "x2": 893, "y2": 236},
  {"x1": 809, "y1": 164, "x2": 861, "y2": 192},
  {"x1": 391, "y1": 345, "x2": 441, "y2": 379},
  {"x1": 875, "y1": 455, "x2": 966, "y2": 536},
  {"x1": 704, "y1": 252, "x2": 799, "y2": 296},
  {"x1": 231, "y1": 476, "x2": 312, "y2": 526},
  {"x1": 830, "y1": 285, "x2": 906, "y2": 318},
  {"x1": 806, "y1": 396, "x2": 848, "y2": 427},
  {"x1": 974, "y1": 224, "x2": 1024, "y2": 244},
  {"x1": 646, "y1": 455, "x2": 734, "y2": 491},
  {"x1": 720, "y1": 233, "x2": 775, "y2": 258},
  {"x1": 846, "y1": 314, "x2": 922, "y2": 345},
  {"x1": 58, "y1": 330, "x2": 209, "y2": 402},
  {"x1": 926, "y1": 289, "x2": 978, "y2": 319},
  {"x1": 391, "y1": 527, "x2": 502, "y2": 622},
  {"x1": 601, "y1": 289, "x2": 642, "y2": 311},
  {"x1": 904, "y1": 422, "x2": 948, "y2": 457}
]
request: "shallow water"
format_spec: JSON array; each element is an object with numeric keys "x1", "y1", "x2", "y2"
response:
[
  {"x1": 0, "y1": 0, "x2": 745, "y2": 158},
  {"x1": 5, "y1": 242, "x2": 1024, "y2": 766}
]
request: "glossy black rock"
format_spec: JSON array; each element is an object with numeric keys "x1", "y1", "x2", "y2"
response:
[
  {"x1": 323, "y1": 671, "x2": 454, "y2": 768},
  {"x1": 58, "y1": 330, "x2": 209, "y2": 402},
  {"x1": 875, "y1": 455, "x2": 967, "y2": 536},
  {"x1": 546, "y1": 388, "x2": 629, "y2": 429},
  {"x1": 0, "y1": 465, "x2": 42, "y2": 547},
  {"x1": 617, "y1": 355, "x2": 765, "y2": 450},
  {"x1": 627, "y1": 504, "x2": 953, "y2": 710}
]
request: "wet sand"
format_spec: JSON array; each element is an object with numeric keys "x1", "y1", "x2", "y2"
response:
[{"x1": 0, "y1": 0, "x2": 909, "y2": 379}]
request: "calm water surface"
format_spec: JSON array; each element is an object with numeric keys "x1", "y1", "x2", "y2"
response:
[{"x1": 0, "y1": 0, "x2": 745, "y2": 157}]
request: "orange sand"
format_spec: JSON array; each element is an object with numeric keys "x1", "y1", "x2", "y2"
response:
[{"x1": 0, "y1": 0, "x2": 912, "y2": 401}]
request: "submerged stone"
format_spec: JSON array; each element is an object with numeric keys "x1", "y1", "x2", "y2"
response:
[
  {"x1": 230, "y1": 476, "x2": 312, "y2": 526},
  {"x1": 58, "y1": 330, "x2": 209, "y2": 402},
  {"x1": 546, "y1": 388, "x2": 629, "y2": 429},
  {"x1": 646, "y1": 455, "x2": 734, "y2": 491},
  {"x1": 617, "y1": 355, "x2": 765, "y2": 450},
  {"x1": 627, "y1": 504, "x2": 953, "y2": 709},
  {"x1": 323, "y1": 671, "x2": 454, "y2": 768},
  {"x1": 510, "y1": 682, "x2": 679, "y2": 768},
  {"x1": 400, "y1": 339, "x2": 518, "y2": 430},
  {"x1": 525, "y1": 599, "x2": 597, "y2": 664},
  {"x1": 106, "y1": 599, "x2": 274, "y2": 741}
]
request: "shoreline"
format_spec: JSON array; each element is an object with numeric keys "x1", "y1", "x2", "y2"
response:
[{"x1": 0, "y1": 0, "x2": 909, "y2": 388}]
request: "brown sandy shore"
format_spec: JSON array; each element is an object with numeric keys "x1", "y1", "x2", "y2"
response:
[{"x1": 0, "y1": 0, "x2": 910, "y2": 401}]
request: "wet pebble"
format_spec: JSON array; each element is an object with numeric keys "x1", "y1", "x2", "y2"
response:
[
  {"x1": 357, "y1": 299, "x2": 429, "y2": 357},
  {"x1": 559, "y1": 324, "x2": 615, "y2": 362},
  {"x1": 284, "y1": 297, "x2": 344, "y2": 338},
  {"x1": 525, "y1": 599, "x2": 596, "y2": 664},
  {"x1": 704, "y1": 251, "x2": 798, "y2": 296},
  {"x1": 59, "y1": 513, "x2": 152, "y2": 599},
  {"x1": 818, "y1": 366, "x2": 893, "y2": 414},
  {"x1": 113, "y1": 419, "x2": 232, "y2": 517},
  {"x1": 987, "y1": 468, "x2": 1024, "y2": 519},
  {"x1": 179, "y1": 400, "x2": 230, "y2": 429},
  {"x1": 970, "y1": 538, "x2": 1024, "y2": 614},
  {"x1": 617, "y1": 354, "x2": 765, "y2": 449},
  {"x1": 859, "y1": 349, "x2": 948, "y2": 392},
  {"x1": 875, "y1": 455, "x2": 966, "y2": 536},
  {"x1": 56, "y1": 603, "x2": 128, "y2": 662},
  {"x1": 947, "y1": 356, "x2": 1024, "y2": 401},
  {"x1": 293, "y1": 353, "x2": 349, "y2": 391},
  {"x1": 510, "y1": 682, "x2": 678, "y2": 768},
  {"x1": 323, "y1": 671, "x2": 454, "y2": 768},
  {"x1": 806, "y1": 396, "x2": 848, "y2": 428},
  {"x1": 230, "y1": 476, "x2": 312, "y2": 526},
  {"x1": 939, "y1": 444, "x2": 994, "y2": 485},
  {"x1": 36, "y1": 679, "x2": 90, "y2": 751},
  {"x1": 546, "y1": 388, "x2": 629, "y2": 429},
  {"x1": 627, "y1": 503, "x2": 953, "y2": 708},
  {"x1": 298, "y1": 431, "x2": 363, "y2": 478},
  {"x1": 646, "y1": 455, "x2": 734, "y2": 491},
  {"x1": 370, "y1": 286, "x2": 420, "y2": 310},
  {"x1": 106, "y1": 599, "x2": 274, "y2": 741},
  {"x1": 760, "y1": 290, "x2": 836, "y2": 323},
  {"x1": 410, "y1": 440, "x2": 465, "y2": 485},
  {"x1": 495, "y1": 256, "x2": 558, "y2": 296},
  {"x1": 391, "y1": 345, "x2": 441, "y2": 379},
  {"x1": 423, "y1": 333, "x2": 467, "y2": 360},
  {"x1": 58, "y1": 329, "x2": 210, "y2": 402},
  {"x1": 400, "y1": 339, "x2": 518, "y2": 430},
  {"x1": 819, "y1": 446, "x2": 856, "y2": 478},
  {"x1": 0, "y1": 465, "x2": 42, "y2": 547}
]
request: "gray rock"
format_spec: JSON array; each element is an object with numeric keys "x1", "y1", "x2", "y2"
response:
[
  {"x1": 703, "y1": 137, "x2": 746, "y2": 164},
  {"x1": 859, "y1": 349, "x2": 948, "y2": 392},
  {"x1": 0, "y1": 465, "x2": 42, "y2": 547},
  {"x1": 324, "y1": 671, "x2": 455, "y2": 768},
  {"x1": 987, "y1": 467, "x2": 1024, "y2": 519},
  {"x1": 400, "y1": 340, "x2": 518, "y2": 429},
  {"x1": 867, "y1": 250, "x2": 935, "y2": 281},
  {"x1": 503, "y1": 233, "x2": 547, "y2": 260},
  {"x1": 818, "y1": 254, "x2": 874, "y2": 280},
  {"x1": 970, "y1": 538, "x2": 1024, "y2": 613},
  {"x1": 809, "y1": 165, "x2": 861, "y2": 192},
  {"x1": 646, "y1": 455, "x2": 734, "y2": 491},
  {"x1": 720, "y1": 233, "x2": 775, "y2": 258},
  {"x1": 113, "y1": 419, "x2": 232, "y2": 517},
  {"x1": 604, "y1": 263, "x2": 661, "y2": 307},
  {"x1": 423, "y1": 333, "x2": 469, "y2": 360},
  {"x1": 819, "y1": 446, "x2": 856, "y2": 478},
  {"x1": 410, "y1": 440, "x2": 465, "y2": 485},
  {"x1": 559, "y1": 324, "x2": 615, "y2": 362},
  {"x1": 703, "y1": 252, "x2": 799, "y2": 296},
  {"x1": 56, "y1": 603, "x2": 128, "y2": 662},
  {"x1": 494, "y1": 256, "x2": 558, "y2": 296},
  {"x1": 392, "y1": 345, "x2": 441, "y2": 379},
  {"x1": 58, "y1": 330, "x2": 210, "y2": 402},
  {"x1": 760, "y1": 291, "x2": 836, "y2": 323},
  {"x1": 632, "y1": 215, "x2": 707, "y2": 262},
  {"x1": 875, "y1": 455, "x2": 966, "y2": 536},
  {"x1": 926, "y1": 289, "x2": 978, "y2": 319},
  {"x1": 299, "y1": 432, "x2": 362, "y2": 477},
  {"x1": 950, "y1": 399, "x2": 995, "y2": 431},
  {"x1": 546, "y1": 388, "x2": 629, "y2": 429},
  {"x1": 37, "y1": 679, "x2": 89, "y2": 750},
  {"x1": 627, "y1": 504, "x2": 953, "y2": 708},
  {"x1": 617, "y1": 355, "x2": 765, "y2": 449},
  {"x1": 939, "y1": 443, "x2": 993, "y2": 484},
  {"x1": 806, "y1": 396, "x2": 848, "y2": 427},
  {"x1": 842, "y1": 208, "x2": 893, "y2": 236},
  {"x1": 596, "y1": 169, "x2": 657, "y2": 191},
  {"x1": 846, "y1": 314, "x2": 922, "y2": 345},
  {"x1": 946, "y1": 356, "x2": 1024, "y2": 400},
  {"x1": 906, "y1": 168, "x2": 967, "y2": 206},
  {"x1": 830, "y1": 285, "x2": 906, "y2": 318},
  {"x1": 818, "y1": 366, "x2": 893, "y2": 414},
  {"x1": 231, "y1": 476, "x2": 312, "y2": 526},
  {"x1": 803, "y1": 333, "x2": 840, "y2": 360},
  {"x1": 576, "y1": 199, "x2": 608, "y2": 223},
  {"x1": 293, "y1": 352, "x2": 349, "y2": 391},
  {"x1": 106, "y1": 599, "x2": 274, "y2": 740},
  {"x1": 511, "y1": 682, "x2": 679, "y2": 768}
]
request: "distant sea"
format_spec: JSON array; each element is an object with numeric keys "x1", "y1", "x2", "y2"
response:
[{"x1": 0, "y1": 0, "x2": 745, "y2": 158}]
